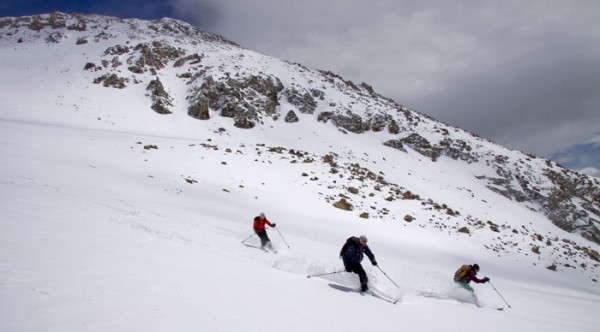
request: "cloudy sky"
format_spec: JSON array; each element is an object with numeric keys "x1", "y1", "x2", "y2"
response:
[{"x1": 2, "y1": 0, "x2": 599, "y2": 175}]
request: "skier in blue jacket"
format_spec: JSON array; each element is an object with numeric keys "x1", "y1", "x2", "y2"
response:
[{"x1": 340, "y1": 235, "x2": 377, "y2": 292}]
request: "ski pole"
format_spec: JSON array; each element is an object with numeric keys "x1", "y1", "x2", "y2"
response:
[
  {"x1": 488, "y1": 281, "x2": 512, "y2": 309},
  {"x1": 241, "y1": 232, "x2": 256, "y2": 244},
  {"x1": 272, "y1": 226, "x2": 290, "y2": 248},
  {"x1": 307, "y1": 270, "x2": 346, "y2": 278},
  {"x1": 376, "y1": 266, "x2": 401, "y2": 290}
]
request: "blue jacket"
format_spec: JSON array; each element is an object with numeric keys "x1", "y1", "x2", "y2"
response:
[{"x1": 341, "y1": 237, "x2": 376, "y2": 266}]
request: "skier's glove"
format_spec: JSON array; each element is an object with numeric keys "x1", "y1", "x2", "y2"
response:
[
  {"x1": 483, "y1": 277, "x2": 490, "y2": 283},
  {"x1": 372, "y1": 261, "x2": 378, "y2": 266},
  {"x1": 271, "y1": 223, "x2": 276, "y2": 227}
]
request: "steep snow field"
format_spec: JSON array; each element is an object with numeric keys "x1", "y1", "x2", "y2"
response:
[{"x1": 1, "y1": 13, "x2": 599, "y2": 332}]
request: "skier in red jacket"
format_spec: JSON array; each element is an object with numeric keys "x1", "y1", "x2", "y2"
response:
[{"x1": 253, "y1": 212, "x2": 276, "y2": 249}]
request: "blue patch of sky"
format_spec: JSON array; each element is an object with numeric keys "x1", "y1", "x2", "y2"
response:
[
  {"x1": 0, "y1": 0, "x2": 174, "y2": 20},
  {"x1": 552, "y1": 142, "x2": 600, "y2": 171}
]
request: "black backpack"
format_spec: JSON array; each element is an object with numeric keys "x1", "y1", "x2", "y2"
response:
[{"x1": 339, "y1": 237, "x2": 358, "y2": 257}]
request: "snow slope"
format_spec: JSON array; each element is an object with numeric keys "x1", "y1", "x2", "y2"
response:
[
  {"x1": 2, "y1": 116, "x2": 599, "y2": 332},
  {"x1": 1, "y1": 13, "x2": 599, "y2": 332}
]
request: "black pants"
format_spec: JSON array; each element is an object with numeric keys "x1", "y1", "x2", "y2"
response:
[
  {"x1": 347, "y1": 262, "x2": 368, "y2": 291},
  {"x1": 256, "y1": 230, "x2": 271, "y2": 248}
]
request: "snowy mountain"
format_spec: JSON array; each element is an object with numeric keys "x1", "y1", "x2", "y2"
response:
[{"x1": 1, "y1": 12, "x2": 599, "y2": 332}]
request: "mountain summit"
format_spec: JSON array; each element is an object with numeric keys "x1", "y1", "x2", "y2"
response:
[{"x1": 1, "y1": 12, "x2": 598, "y2": 278}]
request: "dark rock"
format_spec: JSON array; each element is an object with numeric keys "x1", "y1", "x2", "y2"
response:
[
  {"x1": 188, "y1": 101, "x2": 210, "y2": 120},
  {"x1": 45, "y1": 32, "x2": 66, "y2": 43},
  {"x1": 388, "y1": 119, "x2": 400, "y2": 134},
  {"x1": 458, "y1": 227, "x2": 470, "y2": 234},
  {"x1": 285, "y1": 87, "x2": 317, "y2": 114},
  {"x1": 104, "y1": 44, "x2": 130, "y2": 56},
  {"x1": 383, "y1": 139, "x2": 406, "y2": 152},
  {"x1": 331, "y1": 112, "x2": 370, "y2": 133},
  {"x1": 28, "y1": 18, "x2": 44, "y2": 31},
  {"x1": 284, "y1": 110, "x2": 299, "y2": 123},
  {"x1": 94, "y1": 74, "x2": 127, "y2": 89},
  {"x1": 173, "y1": 53, "x2": 203, "y2": 67},
  {"x1": 187, "y1": 74, "x2": 283, "y2": 125},
  {"x1": 130, "y1": 41, "x2": 186, "y2": 73},
  {"x1": 317, "y1": 112, "x2": 333, "y2": 123},
  {"x1": 333, "y1": 198, "x2": 353, "y2": 211},
  {"x1": 146, "y1": 77, "x2": 173, "y2": 114}
]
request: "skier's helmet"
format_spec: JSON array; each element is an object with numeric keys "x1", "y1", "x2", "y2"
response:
[
  {"x1": 260, "y1": 212, "x2": 266, "y2": 219},
  {"x1": 359, "y1": 235, "x2": 368, "y2": 243},
  {"x1": 472, "y1": 264, "x2": 480, "y2": 272}
]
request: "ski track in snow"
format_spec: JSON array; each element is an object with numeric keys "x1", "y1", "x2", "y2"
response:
[{"x1": 1, "y1": 115, "x2": 599, "y2": 331}]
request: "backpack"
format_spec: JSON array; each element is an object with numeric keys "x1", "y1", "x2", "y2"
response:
[
  {"x1": 339, "y1": 237, "x2": 356, "y2": 257},
  {"x1": 454, "y1": 264, "x2": 470, "y2": 282}
]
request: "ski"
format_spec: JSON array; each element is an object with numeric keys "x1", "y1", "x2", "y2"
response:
[
  {"x1": 326, "y1": 283, "x2": 398, "y2": 304},
  {"x1": 242, "y1": 243, "x2": 274, "y2": 253},
  {"x1": 364, "y1": 290, "x2": 399, "y2": 304}
]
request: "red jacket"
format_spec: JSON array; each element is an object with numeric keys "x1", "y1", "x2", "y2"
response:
[{"x1": 253, "y1": 216, "x2": 273, "y2": 232}]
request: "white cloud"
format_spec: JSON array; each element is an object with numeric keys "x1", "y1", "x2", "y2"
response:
[{"x1": 579, "y1": 167, "x2": 600, "y2": 178}]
